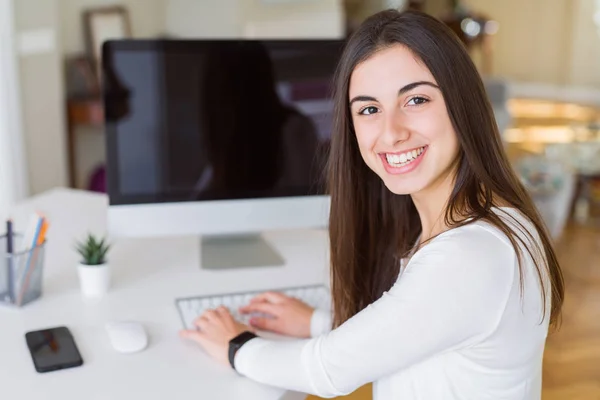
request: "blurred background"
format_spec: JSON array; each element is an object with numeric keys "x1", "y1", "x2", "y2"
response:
[{"x1": 0, "y1": 0, "x2": 598, "y2": 398}]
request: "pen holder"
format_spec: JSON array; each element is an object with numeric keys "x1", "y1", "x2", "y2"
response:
[{"x1": 0, "y1": 234, "x2": 46, "y2": 308}]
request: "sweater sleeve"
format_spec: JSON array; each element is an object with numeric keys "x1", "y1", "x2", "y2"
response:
[
  {"x1": 310, "y1": 308, "x2": 333, "y2": 337},
  {"x1": 234, "y1": 226, "x2": 516, "y2": 398}
]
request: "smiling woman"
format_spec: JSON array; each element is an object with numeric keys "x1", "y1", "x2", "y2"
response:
[
  {"x1": 181, "y1": 9, "x2": 564, "y2": 400},
  {"x1": 349, "y1": 55, "x2": 459, "y2": 195}
]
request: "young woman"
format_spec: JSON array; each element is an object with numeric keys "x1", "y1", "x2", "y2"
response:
[{"x1": 180, "y1": 9, "x2": 564, "y2": 399}]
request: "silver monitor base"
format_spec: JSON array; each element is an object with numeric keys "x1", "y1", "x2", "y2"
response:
[{"x1": 200, "y1": 234, "x2": 285, "y2": 270}]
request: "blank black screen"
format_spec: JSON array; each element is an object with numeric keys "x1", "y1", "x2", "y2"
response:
[
  {"x1": 102, "y1": 39, "x2": 346, "y2": 205},
  {"x1": 25, "y1": 327, "x2": 83, "y2": 371}
]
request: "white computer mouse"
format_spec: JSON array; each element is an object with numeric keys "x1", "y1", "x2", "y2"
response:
[{"x1": 105, "y1": 321, "x2": 148, "y2": 354}]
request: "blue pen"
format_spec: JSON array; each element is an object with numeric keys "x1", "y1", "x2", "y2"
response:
[{"x1": 6, "y1": 219, "x2": 14, "y2": 303}]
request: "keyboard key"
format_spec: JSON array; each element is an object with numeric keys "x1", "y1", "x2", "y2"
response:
[{"x1": 242, "y1": 293, "x2": 253, "y2": 306}]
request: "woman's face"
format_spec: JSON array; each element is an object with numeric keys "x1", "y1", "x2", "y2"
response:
[{"x1": 349, "y1": 44, "x2": 460, "y2": 196}]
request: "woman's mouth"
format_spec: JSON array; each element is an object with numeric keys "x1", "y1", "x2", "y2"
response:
[{"x1": 384, "y1": 145, "x2": 427, "y2": 168}]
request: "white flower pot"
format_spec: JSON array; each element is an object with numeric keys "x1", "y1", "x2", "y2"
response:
[{"x1": 77, "y1": 263, "x2": 110, "y2": 298}]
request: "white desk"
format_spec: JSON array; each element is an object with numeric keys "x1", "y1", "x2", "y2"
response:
[{"x1": 1, "y1": 188, "x2": 330, "y2": 400}]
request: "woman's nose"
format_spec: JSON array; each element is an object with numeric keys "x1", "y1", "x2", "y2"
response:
[{"x1": 380, "y1": 110, "x2": 410, "y2": 147}]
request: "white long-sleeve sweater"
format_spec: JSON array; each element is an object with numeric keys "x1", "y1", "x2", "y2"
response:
[{"x1": 235, "y1": 208, "x2": 551, "y2": 399}]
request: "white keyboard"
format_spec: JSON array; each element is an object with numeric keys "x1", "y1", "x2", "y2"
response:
[{"x1": 176, "y1": 284, "x2": 331, "y2": 331}]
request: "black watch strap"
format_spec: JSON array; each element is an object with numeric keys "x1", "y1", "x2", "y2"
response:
[{"x1": 228, "y1": 331, "x2": 258, "y2": 370}]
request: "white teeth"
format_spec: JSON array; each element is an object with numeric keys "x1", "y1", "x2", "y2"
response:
[
  {"x1": 385, "y1": 146, "x2": 426, "y2": 167},
  {"x1": 386, "y1": 154, "x2": 399, "y2": 164}
]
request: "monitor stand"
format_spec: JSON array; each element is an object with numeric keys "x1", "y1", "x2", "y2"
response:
[{"x1": 200, "y1": 234, "x2": 285, "y2": 270}]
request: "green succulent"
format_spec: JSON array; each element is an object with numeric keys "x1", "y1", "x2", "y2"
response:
[{"x1": 75, "y1": 234, "x2": 110, "y2": 266}]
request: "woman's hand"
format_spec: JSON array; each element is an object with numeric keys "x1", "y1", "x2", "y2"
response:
[
  {"x1": 239, "y1": 291, "x2": 314, "y2": 338},
  {"x1": 179, "y1": 306, "x2": 253, "y2": 367}
]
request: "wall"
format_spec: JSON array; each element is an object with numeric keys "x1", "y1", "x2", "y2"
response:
[
  {"x1": 567, "y1": 0, "x2": 600, "y2": 88},
  {"x1": 242, "y1": 0, "x2": 344, "y2": 38},
  {"x1": 165, "y1": 0, "x2": 244, "y2": 38},
  {"x1": 14, "y1": 0, "x2": 167, "y2": 194},
  {"x1": 166, "y1": 0, "x2": 344, "y2": 39},
  {"x1": 57, "y1": 0, "x2": 167, "y2": 189},
  {"x1": 59, "y1": 0, "x2": 167, "y2": 55},
  {"x1": 14, "y1": 0, "x2": 68, "y2": 196},
  {"x1": 422, "y1": 0, "x2": 449, "y2": 16},
  {"x1": 461, "y1": 0, "x2": 600, "y2": 89},
  {"x1": 343, "y1": 0, "x2": 599, "y2": 88},
  {"x1": 463, "y1": 0, "x2": 573, "y2": 85}
]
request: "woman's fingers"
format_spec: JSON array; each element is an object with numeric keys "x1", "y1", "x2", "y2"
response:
[
  {"x1": 239, "y1": 301, "x2": 281, "y2": 316},
  {"x1": 194, "y1": 307, "x2": 226, "y2": 329},
  {"x1": 249, "y1": 291, "x2": 288, "y2": 305},
  {"x1": 215, "y1": 305, "x2": 229, "y2": 315},
  {"x1": 203, "y1": 309, "x2": 219, "y2": 320},
  {"x1": 193, "y1": 315, "x2": 210, "y2": 330},
  {"x1": 215, "y1": 306, "x2": 235, "y2": 322}
]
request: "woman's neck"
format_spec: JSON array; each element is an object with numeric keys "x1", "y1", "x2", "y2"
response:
[{"x1": 411, "y1": 170, "x2": 456, "y2": 245}]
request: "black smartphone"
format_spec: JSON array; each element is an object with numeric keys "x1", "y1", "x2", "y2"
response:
[{"x1": 25, "y1": 326, "x2": 84, "y2": 373}]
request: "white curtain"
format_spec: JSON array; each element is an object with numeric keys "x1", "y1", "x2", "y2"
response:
[{"x1": 0, "y1": 0, "x2": 28, "y2": 220}]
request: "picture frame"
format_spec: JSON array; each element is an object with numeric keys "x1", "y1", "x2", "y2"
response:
[{"x1": 83, "y1": 6, "x2": 132, "y2": 77}]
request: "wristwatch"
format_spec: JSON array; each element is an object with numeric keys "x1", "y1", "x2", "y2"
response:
[{"x1": 228, "y1": 331, "x2": 258, "y2": 370}]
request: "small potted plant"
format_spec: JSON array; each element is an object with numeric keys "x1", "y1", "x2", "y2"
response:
[{"x1": 75, "y1": 233, "x2": 111, "y2": 298}]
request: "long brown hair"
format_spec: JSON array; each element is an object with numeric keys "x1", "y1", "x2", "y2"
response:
[{"x1": 327, "y1": 9, "x2": 564, "y2": 330}]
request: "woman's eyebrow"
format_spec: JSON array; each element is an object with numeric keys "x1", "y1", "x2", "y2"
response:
[
  {"x1": 349, "y1": 95, "x2": 377, "y2": 107},
  {"x1": 349, "y1": 81, "x2": 440, "y2": 107},
  {"x1": 397, "y1": 80, "x2": 439, "y2": 95}
]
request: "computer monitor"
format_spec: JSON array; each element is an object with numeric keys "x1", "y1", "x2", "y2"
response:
[{"x1": 102, "y1": 39, "x2": 345, "y2": 269}]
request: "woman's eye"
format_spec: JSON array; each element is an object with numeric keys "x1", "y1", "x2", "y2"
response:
[
  {"x1": 406, "y1": 97, "x2": 429, "y2": 106},
  {"x1": 359, "y1": 106, "x2": 379, "y2": 115}
]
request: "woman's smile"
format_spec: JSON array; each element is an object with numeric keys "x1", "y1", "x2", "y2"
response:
[{"x1": 379, "y1": 145, "x2": 428, "y2": 174}]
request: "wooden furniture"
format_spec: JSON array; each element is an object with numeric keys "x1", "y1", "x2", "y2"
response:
[{"x1": 66, "y1": 96, "x2": 104, "y2": 188}]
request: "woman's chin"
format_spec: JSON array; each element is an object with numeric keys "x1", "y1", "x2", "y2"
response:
[
  {"x1": 383, "y1": 181, "x2": 421, "y2": 196},
  {"x1": 379, "y1": 170, "x2": 434, "y2": 196},
  {"x1": 376, "y1": 165, "x2": 430, "y2": 197}
]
